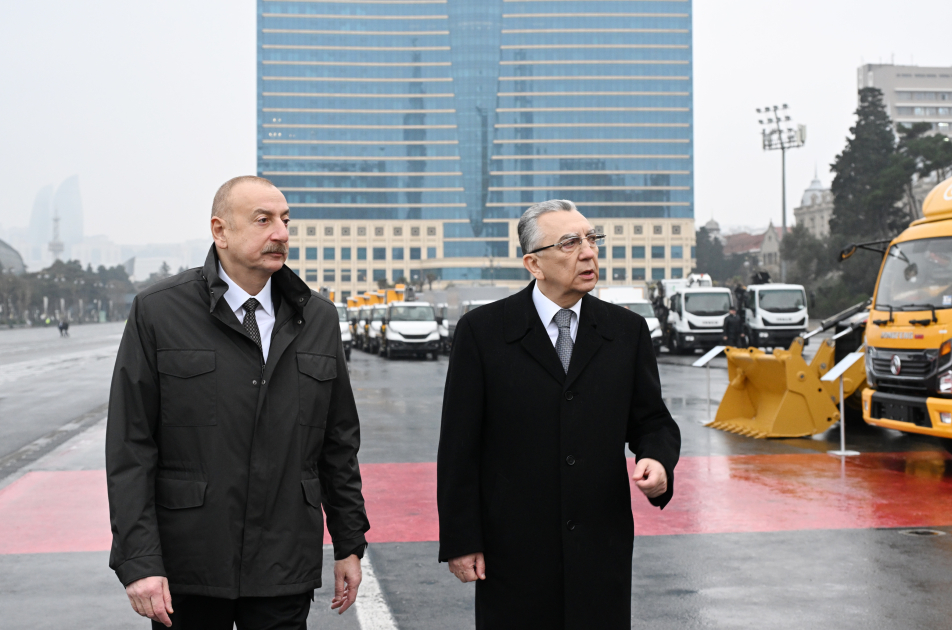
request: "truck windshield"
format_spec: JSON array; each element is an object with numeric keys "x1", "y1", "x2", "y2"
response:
[
  {"x1": 336, "y1": 306, "x2": 348, "y2": 322},
  {"x1": 876, "y1": 237, "x2": 952, "y2": 310},
  {"x1": 758, "y1": 290, "x2": 806, "y2": 313},
  {"x1": 617, "y1": 303, "x2": 655, "y2": 318},
  {"x1": 390, "y1": 306, "x2": 435, "y2": 321},
  {"x1": 372, "y1": 309, "x2": 386, "y2": 321},
  {"x1": 684, "y1": 293, "x2": 731, "y2": 316}
]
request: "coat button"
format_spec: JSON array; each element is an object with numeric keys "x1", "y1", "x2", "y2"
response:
[
  {"x1": 298, "y1": 297, "x2": 304, "y2": 303},
  {"x1": 566, "y1": 455, "x2": 576, "y2": 466},
  {"x1": 565, "y1": 391, "x2": 574, "y2": 400},
  {"x1": 252, "y1": 380, "x2": 258, "y2": 385},
  {"x1": 566, "y1": 520, "x2": 576, "y2": 531},
  {"x1": 261, "y1": 379, "x2": 266, "y2": 385},
  {"x1": 297, "y1": 320, "x2": 302, "y2": 324}
]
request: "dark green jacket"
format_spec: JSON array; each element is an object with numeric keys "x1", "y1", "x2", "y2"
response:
[{"x1": 106, "y1": 245, "x2": 368, "y2": 598}]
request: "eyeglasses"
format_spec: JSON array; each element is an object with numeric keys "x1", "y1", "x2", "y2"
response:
[{"x1": 528, "y1": 233, "x2": 606, "y2": 255}]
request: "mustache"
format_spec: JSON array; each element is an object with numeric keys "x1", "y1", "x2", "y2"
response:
[{"x1": 262, "y1": 243, "x2": 288, "y2": 255}]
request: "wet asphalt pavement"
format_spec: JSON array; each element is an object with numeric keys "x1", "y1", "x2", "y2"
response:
[{"x1": 1, "y1": 324, "x2": 951, "y2": 629}]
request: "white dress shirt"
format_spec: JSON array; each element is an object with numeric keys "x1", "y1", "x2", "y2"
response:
[
  {"x1": 532, "y1": 283, "x2": 582, "y2": 348},
  {"x1": 218, "y1": 263, "x2": 275, "y2": 363}
]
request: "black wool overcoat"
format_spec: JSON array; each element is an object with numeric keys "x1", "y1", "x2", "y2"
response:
[
  {"x1": 106, "y1": 245, "x2": 369, "y2": 598},
  {"x1": 437, "y1": 282, "x2": 681, "y2": 629}
]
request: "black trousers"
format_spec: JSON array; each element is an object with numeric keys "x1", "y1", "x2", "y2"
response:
[{"x1": 152, "y1": 592, "x2": 312, "y2": 630}]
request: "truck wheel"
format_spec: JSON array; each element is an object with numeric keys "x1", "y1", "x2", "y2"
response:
[
  {"x1": 345, "y1": 349, "x2": 351, "y2": 362},
  {"x1": 939, "y1": 438, "x2": 952, "y2": 454},
  {"x1": 670, "y1": 333, "x2": 682, "y2": 355},
  {"x1": 387, "y1": 346, "x2": 394, "y2": 360}
]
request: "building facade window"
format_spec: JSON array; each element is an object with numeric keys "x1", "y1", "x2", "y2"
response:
[
  {"x1": 305, "y1": 269, "x2": 317, "y2": 282},
  {"x1": 288, "y1": 247, "x2": 299, "y2": 260},
  {"x1": 612, "y1": 246, "x2": 626, "y2": 259},
  {"x1": 392, "y1": 247, "x2": 404, "y2": 261},
  {"x1": 672, "y1": 268, "x2": 684, "y2": 279},
  {"x1": 651, "y1": 246, "x2": 666, "y2": 259},
  {"x1": 341, "y1": 247, "x2": 351, "y2": 261},
  {"x1": 410, "y1": 247, "x2": 421, "y2": 260},
  {"x1": 612, "y1": 268, "x2": 626, "y2": 281},
  {"x1": 373, "y1": 269, "x2": 386, "y2": 281},
  {"x1": 671, "y1": 245, "x2": 683, "y2": 259},
  {"x1": 306, "y1": 247, "x2": 317, "y2": 260},
  {"x1": 357, "y1": 247, "x2": 367, "y2": 261},
  {"x1": 357, "y1": 269, "x2": 367, "y2": 282},
  {"x1": 392, "y1": 269, "x2": 405, "y2": 282},
  {"x1": 632, "y1": 246, "x2": 645, "y2": 259},
  {"x1": 373, "y1": 247, "x2": 386, "y2": 261},
  {"x1": 632, "y1": 267, "x2": 646, "y2": 280},
  {"x1": 323, "y1": 247, "x2": 335, "y2": 261},
  {"x1": 427, "y1": 247, "x2": 437, "y2": 259},
  {"x1": 323, "y1": 270, "x2": 335, "y2": 282},
  {"x1": 652, "y1": 268, "x2": 666, "y2": 280},
  {"x1": 342, "y1": 269, "x2": 352, "y2": 282}
]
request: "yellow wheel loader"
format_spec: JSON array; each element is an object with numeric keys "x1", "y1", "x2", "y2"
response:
[{"x1": 708, "y1": 301, "x2": 870, "y2": 438}]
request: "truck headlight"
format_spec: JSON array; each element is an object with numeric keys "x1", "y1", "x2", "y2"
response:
[
  {"x1": 941, "y1": 413, "x2": 952, "y2": 425},
  {"x1": 940, "y1": 370, "x2": 952, "y2": 394},
  {"x1": 759, "y1": 332, "x2": 769, "y2": 338},
  {"x1": 684, "y1": 335, "x2": 695, "y2": 342}
]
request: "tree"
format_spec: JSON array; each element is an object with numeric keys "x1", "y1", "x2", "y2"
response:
[
  {"x1": 779, "y1": 224, "x2": 830, "y2": 286},
  {"x1": 897, "y1": 122, "x2": 952, "y2": 218},
  {"x1": 694, "y1": 227, "x2": 754, "y2": 284},
  {"x1": 425, "y1": 273, "x2": 437, "y2": 291},
  {"x1": 829, "y1": 87, "x2": 908, "y2": 297}
]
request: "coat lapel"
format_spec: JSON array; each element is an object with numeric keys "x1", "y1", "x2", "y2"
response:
[{"x1": 505, "y1": 282, "x2": 566, "y2": 386}]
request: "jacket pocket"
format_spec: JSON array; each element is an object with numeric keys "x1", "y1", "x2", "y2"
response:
[
  {"x1": 301, "y1": 478, "x2": 323, "y2": 509},
  {"x1": 157, "y1": 349, "x2": 216, "y2": 426},
  {"x1": 297, "y1": 352, "x2": 336, "y2": 427},
  {"x1": 155, "y1": 478, "x2": 207, "y2": 510}
]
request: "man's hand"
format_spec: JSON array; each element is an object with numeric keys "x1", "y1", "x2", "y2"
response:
[
  {"x1": 125, "y1": 576, "x2": 173, "y2": 627},
  {"x1": 632, "y1": 458, "x2": 668, "y2": 499},
  {"x1": 330, "y1": 554, "x2": 362, "y2": 615},
  {"x1": 448, "y1": 552, "x2": 486, "y2": 583}
]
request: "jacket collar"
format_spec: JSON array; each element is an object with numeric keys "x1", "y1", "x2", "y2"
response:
[
  {"x1": 201, "y1": 244, "x2": 311, "y2": 317},
  {"x1": 504, "y1": 280, "x2": 614, "y2": 387}
]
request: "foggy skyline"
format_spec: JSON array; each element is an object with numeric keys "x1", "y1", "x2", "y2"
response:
[{"x1": 0, "y1": 0, "x2": 949, "y2": 247}]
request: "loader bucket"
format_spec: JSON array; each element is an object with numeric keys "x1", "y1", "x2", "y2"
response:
[{"x1": 707, "y1": 338, "x2": 865, "y2": 438}]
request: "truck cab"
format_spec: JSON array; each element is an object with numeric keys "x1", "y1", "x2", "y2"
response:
[
  {"x1": 861, "y1": 176, "x2": 952, "y2": 450},
  {"x1": 355, "y1": 306, "x2": 370, "y2": 351},
  {"x1": 743, "y1": 283, "x2": 809, "y2": 349},
  {"x1": 598, "y1": 289, "x2": 662, "y2": 355},
  {"x1": 666, "y1": 286, "x2": 734, "y2": 354},
  {"x1": 334, "y1": 303, "x2": 352, "y2": 361},
  {"x1": 448, "y1": 300, "x2": 495, "y2": 345},
  {"x1": 380, "y1": 301, "x2": 441, "y2": 360},
  {"x1": 434, "y1": 303, "x2": 450, "y2": 353}
]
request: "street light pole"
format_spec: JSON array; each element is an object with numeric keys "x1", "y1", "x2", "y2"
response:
[{"x1": 756, "y1": 104, "x2": 806, "y2": 283}]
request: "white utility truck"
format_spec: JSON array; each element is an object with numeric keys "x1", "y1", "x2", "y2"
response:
[{"x1": 742, "y1": 283, "x2": 809, "y2": 348}]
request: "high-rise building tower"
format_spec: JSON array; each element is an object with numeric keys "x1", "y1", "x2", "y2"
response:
[{"x1": 257, "y1": 0, "x2": 695, "y2": 297}]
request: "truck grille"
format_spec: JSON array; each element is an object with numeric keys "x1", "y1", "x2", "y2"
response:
[
  {"x1": 400, "y1": 333, "x2": 430, "y2": 340},
  {"x1": 871, "y1": 355, "x2": 932, "y2": 377},
  {"x1": 762, "y1": 317, "x2": 805, "y2": 327}
]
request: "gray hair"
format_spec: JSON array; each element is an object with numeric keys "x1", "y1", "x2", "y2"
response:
[{"x1": 518, "y1": 199, "x2": 577, "y2": 254}]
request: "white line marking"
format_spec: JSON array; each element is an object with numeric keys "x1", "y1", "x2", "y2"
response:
[{"x1": 356, "y1": 554, "x2": 398, "y2": 630}]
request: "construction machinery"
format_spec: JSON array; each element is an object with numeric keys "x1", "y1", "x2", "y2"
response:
[{"x1": 708, "y1": 300, "x2": 870, "y2": 438}]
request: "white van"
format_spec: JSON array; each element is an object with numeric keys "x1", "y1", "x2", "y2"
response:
[
  {"x1": 334, "y1": 303, "x2": 352, "y2": 361},
  {"x1": 381, "y1": 301, "x2": 441, "y2": 360}
]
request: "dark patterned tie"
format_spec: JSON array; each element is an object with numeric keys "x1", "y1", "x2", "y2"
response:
[
  {"x1": 554, "y1": 308, "x2": 574, "y2": 374},
  {"x1": 242, "y1": 298, "x2": 262, "y2": 353}
]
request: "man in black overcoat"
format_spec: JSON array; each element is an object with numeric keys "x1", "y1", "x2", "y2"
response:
[
  {"x1": 437, "y1": 199, "x2": 681, "y2": 629},
  {"x1": 106, "y1": 176, "x2": 369, "y2": 628}
]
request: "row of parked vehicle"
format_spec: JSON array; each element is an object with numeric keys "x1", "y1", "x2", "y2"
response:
[{"x1": 333, "y1": 296, "x2": 499, "y2": 361}]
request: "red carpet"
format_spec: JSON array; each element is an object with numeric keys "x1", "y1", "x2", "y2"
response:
[{"x1": 2, "y1": 452, "x2": 950, "y2": 554}]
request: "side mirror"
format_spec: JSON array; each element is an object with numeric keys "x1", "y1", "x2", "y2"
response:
[{"x1": 839, "y1": 244, "x2": 857, "y2": 262}]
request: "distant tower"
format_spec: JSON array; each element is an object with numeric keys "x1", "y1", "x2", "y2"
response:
[{"x1": 49, "y1": 210, "x2": 64, "y2": 260}]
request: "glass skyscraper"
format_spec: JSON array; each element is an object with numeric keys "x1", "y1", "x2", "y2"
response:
[{"x1": 257, "y1": 0, "x2": 694, "y2": 296}]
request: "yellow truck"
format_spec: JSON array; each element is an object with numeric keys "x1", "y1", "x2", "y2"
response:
[{"x1": 854, "y1": 175, "x2": 952, "y2": 451}]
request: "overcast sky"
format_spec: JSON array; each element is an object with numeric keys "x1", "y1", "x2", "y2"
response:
[{"x1": 0, "y1": 1, "x2": 948, "y2": 245}]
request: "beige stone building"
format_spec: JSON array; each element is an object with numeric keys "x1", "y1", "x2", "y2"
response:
[
  {"x1": 285, "y1": 217, "x2": 696, "y2": 300},
  {"x1": 793, "y1": 175, "x2": 834, "y2": 238}
]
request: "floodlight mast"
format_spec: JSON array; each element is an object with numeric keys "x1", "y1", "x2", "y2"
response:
[{"x1": 755, "y1": 104, "x2": 806, "y2": 283}]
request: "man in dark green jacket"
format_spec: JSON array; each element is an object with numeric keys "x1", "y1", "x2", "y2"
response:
[{"x1": 106, "y1": 176, "x2": 369, "y2": 629}]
